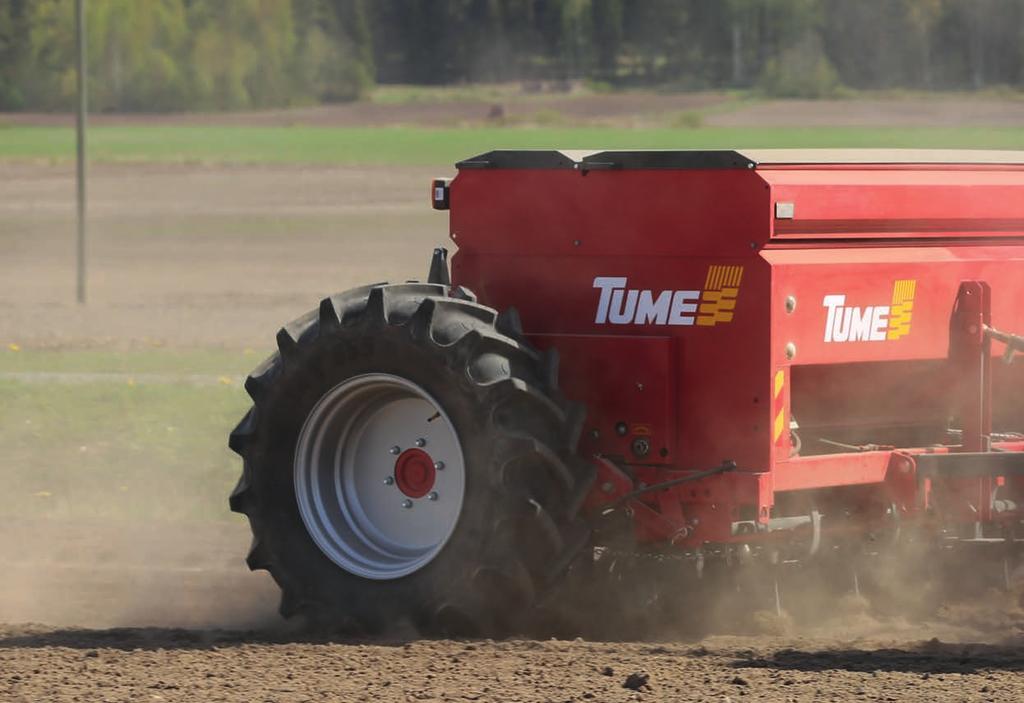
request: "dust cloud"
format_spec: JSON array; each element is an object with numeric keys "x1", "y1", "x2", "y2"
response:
[
  {"x1": 0, "y1": 162, "x2": 445, "y2": 631},
  {"x1": 0, "y1": 517, "x2": 283, "y2": 630},
  {"x1": 544, "y1": 537, "x2": 1024, "y2": 647}
]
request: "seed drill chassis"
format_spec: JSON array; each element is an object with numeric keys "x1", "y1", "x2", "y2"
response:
[
  {"x1": 438, "y1": 149, "x2": 1024, "y2": 557},
  {"x1": 231, "y1": 149, "x2": 1024, "y2": 634}
]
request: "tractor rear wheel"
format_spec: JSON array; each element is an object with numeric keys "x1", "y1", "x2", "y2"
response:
[{"x1": 228, "y1": 283, "x2": 594, "y2": 636}]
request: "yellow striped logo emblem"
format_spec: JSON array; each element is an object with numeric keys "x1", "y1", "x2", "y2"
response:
[
  {"x1": 697, "y1": 265, "x2": 744, "y2": 327},
  {"x1": 887, "y1": 279, "x2": 916, "y2": 340}
]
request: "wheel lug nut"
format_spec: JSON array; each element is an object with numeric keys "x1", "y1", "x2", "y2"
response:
[
  {"x1": 434, "y1": 461, "x2": 445, "y2": 470},
  {"x1": 415, "y1": 438, "x2": 427, "y2": 448},
  {"x1": 389, "y1": 446, "x2": 401, "y2": 455},
  {"x1": 428, "y1": 492, "x2": 439, "y2": 501},
  {"x1": 401, "y1": 499, "x2": 413, "y2": 509},
  {"x1": 384, "y1": 476, "x2": 394, "y2": 486}
]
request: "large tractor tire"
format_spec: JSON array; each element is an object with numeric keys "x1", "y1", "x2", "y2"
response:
[{"x1": 228, "y1": 283, "x2": 594, "y2": 636}]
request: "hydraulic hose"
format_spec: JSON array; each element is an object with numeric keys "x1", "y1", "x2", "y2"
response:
[{"x1": 610, "y1": 460, "x2": 738, "y2": 507}]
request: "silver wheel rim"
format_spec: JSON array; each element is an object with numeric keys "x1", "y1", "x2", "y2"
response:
[{"x1": 294, "y1": 373, "x2": 466, "y2": 580}]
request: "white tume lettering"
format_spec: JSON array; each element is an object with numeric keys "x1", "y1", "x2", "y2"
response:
[
  {"x1": 593, "y1": 277, "x2": 627, "y2": 324},
  {"x1": 608, "y1": 289, "x2": 639, "y2": 324},
  {"x1": 822, "y1": 294, "x2": 892, "y2": 343},
  {"x1": 849, "y1": 306, "x2": 873, "y2": 342},
  {"x1": 834, "y1": 308, "x2": 852, "y2": 342},
  {"x1": 593, "y1": 277, "x2": 700, "y2": 326},
  {"x1": 668, "y1": 290, "x2": 700, "y2": 326},
  {"x1": 869, "y1": 306, "x2": 890, "y2": 341},
  {"x1": 822, "y1": 295, "x2": 846, "y2": 342},
  {"x1": 634, "y1": 290, "x2": 672, "y2": 325}
]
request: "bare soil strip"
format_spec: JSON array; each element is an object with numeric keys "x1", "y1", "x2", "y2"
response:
[
  {"x1": 0, "y1": 163, "x2": 445, "y2": 348},
  {"x1": 5, "y1": 92, "x2": 1024, "y2": 128},
  {"x1": 0, "y1": 371, "x2": 244, "y2": 385},
  {"x1": 2, "y1": 624, "x2": 1023, "y2": 702}
]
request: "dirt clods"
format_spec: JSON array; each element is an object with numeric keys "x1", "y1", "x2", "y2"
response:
[
  {"x1": 622, "y1": 672, "x2": 650, "y2": 690},
  {"x1": 3, "y1": 628, "x2": 1024, "y2": 702}
]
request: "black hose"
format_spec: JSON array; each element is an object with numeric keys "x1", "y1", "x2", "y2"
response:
[{"x1": 610, "y1": 459, "x2": 738, "y2": 507}]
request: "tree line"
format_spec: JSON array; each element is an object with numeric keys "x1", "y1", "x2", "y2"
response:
[{"x1": 1, "y1": 0, "x2": 1022, "y2": 112}]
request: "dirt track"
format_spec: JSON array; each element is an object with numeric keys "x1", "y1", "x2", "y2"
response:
[
  {"x1": 5, "y1": 160, "x2": 1024, "y2": 701},
  {"x1": 3, "y1": 513, "x2": 1022, "y2": 702},
  {"x1": 3, "y1": 625, "x2": 1024, "y2": 702},
  {"x1": 6, "y1": 90, "x2": 1024, "y2": 128},
  {"x1": 0, "y1": 162, "x2": 445, "y2": 348}
]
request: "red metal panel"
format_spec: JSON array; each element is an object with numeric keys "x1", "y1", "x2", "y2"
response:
[
  {"x1": 455, "y1": 251, "x2": 775, "y2": 472},
  {"x1": 762, "y1": 168, "x2": 1024, "y2": 240},
  {"x1": 773, "y1": 452, "x2": 892, "y2": 492},
  {"x1": 450, "y1": 164, "x2": 777, "y2": 474},
  {"x1": 765, "y1": 245, "x2": 1024, "y2": 365},
  {"x1": 528, "y1": 334, "x2": 678, "y2": 464},
  {"x1": 447, "y1": 155, "x2": 1024, "y2": 543},
  {"x1": 450, "y1": 168, "x2": 772, "y2": 257}
]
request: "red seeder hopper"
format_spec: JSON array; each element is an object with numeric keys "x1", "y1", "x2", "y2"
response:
[{"x1": 231, "y1": 150, "x2": 1024, "y2": 635}]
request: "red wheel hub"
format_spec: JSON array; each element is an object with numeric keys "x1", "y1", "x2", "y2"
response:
[{"x1": 393, "y1": 448, "x2": 436, "y2": 498}]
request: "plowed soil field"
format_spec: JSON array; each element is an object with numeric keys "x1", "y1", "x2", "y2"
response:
[{"x1": 2, "y1": 626, "x2": 1024, "y2": 703}]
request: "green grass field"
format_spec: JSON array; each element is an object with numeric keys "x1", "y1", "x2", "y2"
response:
[
  {"x1": 0, "y1": 348, "x2": 263, "y2": 376},
  {"x1": 0, "y1": 348, "x2": 266, "y2": 523},
  {"x1": 3, "y1": 125, "x2": 1024, "y2": 165},
  {"x1": 0, "y1": 377, "x2": 248, "y2": 523}
]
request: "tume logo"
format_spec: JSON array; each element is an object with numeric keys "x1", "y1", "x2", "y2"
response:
[
  {"x1": 823, "y1": 279, "x2": 916, "y2": 343},
  {"x1": 593, "y1": 265, "x2": 743, "y2": 327}
]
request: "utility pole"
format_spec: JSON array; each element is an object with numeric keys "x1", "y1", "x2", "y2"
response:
[{"x1": 75, "y1": 0, "x2": 87, "y2": 304}]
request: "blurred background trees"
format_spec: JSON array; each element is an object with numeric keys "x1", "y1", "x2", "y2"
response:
[{"x1": 1, "y1": 0, "x2": 1023, "y2": 112}]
